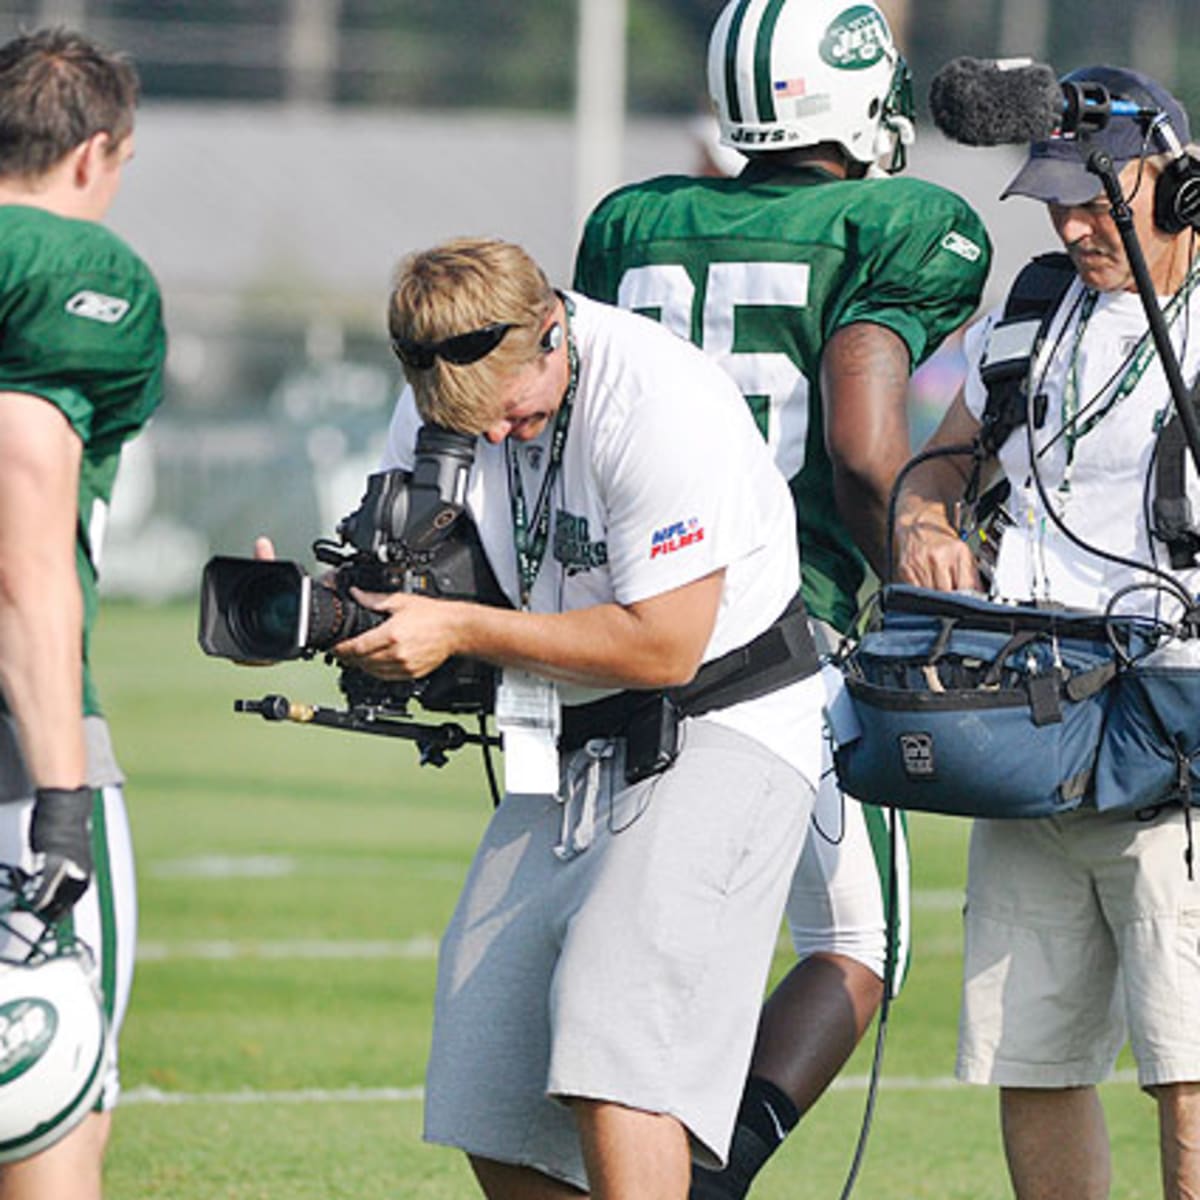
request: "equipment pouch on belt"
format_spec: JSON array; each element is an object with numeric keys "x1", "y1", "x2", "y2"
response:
[{"x1": 623, "y1": 695, "x2": 681, "y2": 785}]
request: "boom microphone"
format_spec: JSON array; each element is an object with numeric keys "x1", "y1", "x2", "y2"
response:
[
  {"x1": 929, "y1": 56, "x2": 1157, "y2": 147},
  {"x1": 929, "y1": 57, "x2": 1061, "y2": 145}
]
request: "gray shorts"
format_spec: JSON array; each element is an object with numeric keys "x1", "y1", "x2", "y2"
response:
[
  {"x1": 423, "y1": 718, "x2": 813, "y2": 1188},
  {"x1": 957, "y1": 805, "x2": 1200, "y2": 1089}
]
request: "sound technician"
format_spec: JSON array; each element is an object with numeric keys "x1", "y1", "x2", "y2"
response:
[{"x1": 895, "y1": 66, "x2": 1200, "y2": 1200}]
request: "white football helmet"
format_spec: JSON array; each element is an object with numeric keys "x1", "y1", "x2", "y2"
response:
[
  {"x1": 0, "y1": 867, "x2": 108, "y2": 1164},
  {"x1": 708, "y1": 0, "x2": 916, "y2": 172}
]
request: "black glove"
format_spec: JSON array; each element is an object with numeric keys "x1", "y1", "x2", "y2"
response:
[{"x1": 27, "y1": 786, "x2": 94, "y2": 921}]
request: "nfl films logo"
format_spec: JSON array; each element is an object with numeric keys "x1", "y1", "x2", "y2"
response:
[{"x1": 898, "y1": 732, "x2": 935, "y2": 779}]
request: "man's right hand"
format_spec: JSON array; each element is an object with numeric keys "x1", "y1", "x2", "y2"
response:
[
  {"x1": 27, "y1": 785, "x2": 94, "y2": 922},
  {"x1": 894, "y1": 511, "x2": 983, "y2": 592}
]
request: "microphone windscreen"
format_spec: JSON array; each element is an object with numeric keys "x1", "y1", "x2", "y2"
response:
[{"x1": 929, "y1": 57, "x2": 1063, "y2": 146}]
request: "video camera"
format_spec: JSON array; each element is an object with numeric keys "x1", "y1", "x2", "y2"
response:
[{"x1": 198, "y1": 424, "x2": 510, "y2": 761}]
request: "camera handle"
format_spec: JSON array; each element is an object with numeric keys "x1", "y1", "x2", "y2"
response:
[{"x1": 234, "y1": 693, "x2": 501, "y2": 768}]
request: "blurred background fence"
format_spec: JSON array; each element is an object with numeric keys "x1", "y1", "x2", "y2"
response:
[{"x1": 5, "y1": 0, "x2": 1196, "y2": 599}]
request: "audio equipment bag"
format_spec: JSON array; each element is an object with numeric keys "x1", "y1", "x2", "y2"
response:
[
  {"x1": 1093, "y1": 638, "x2": 1200, "y2": 813},
  {"x1": 833, "y1": 585, "x2": 1163, "y2": 819}
]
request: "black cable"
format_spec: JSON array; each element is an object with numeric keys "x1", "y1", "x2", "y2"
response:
[
  {"x1": 990, "y1": 239, "x2": 1198, "y2": 614},
  {"x1": 1022, "y1": 378, "x2": 1196, "y2": 614},
  {"x1": 884, "y1": 441, "x2": 981, "y2": 583},
  {"x1": 479, "y1": 714, "x2": 502, "y2": 807},
  {"x1": 1094, "y1": 148, "x2": 1200, "y2": 475},
  {"x1": 1039, "y1": 256, "x2": 1200, "y2": 464},
  {"x1": 834, "y1": 804, "x2": 900, "y2": 1200}
]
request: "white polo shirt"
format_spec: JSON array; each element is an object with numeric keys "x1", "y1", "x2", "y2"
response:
[
  {"x1": 381, "y1": 291, "x2": 823, "y2": 786},
  {"x1": 964, "y1": 274, "x2": 1200, "y2": 613}
]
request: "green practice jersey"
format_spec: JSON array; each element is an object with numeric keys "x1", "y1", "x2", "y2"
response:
[
  {"x1": 574, "y1": 160, "x2": 991, "y2": 631},
  {"x1": 0, "y1": 205, "x2": 166, "y2": 715}
]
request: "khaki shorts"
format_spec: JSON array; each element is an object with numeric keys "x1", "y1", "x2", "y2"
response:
[
  {"x1": 957, "y1": 804, "x2": 1200, "y2": 1089},
  {"x1": 423, "y1": 718, "x2": 813, "y2": 1188}
]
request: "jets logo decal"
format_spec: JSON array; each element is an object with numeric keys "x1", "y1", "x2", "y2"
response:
[
  {"x1": 0, "y1": 999, "x2": 56, "y2": 1085},
  {"x1": 819, "y1": 6, "x2": 889, "y2": 71}
]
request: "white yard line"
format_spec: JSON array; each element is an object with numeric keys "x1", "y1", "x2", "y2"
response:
[
  {"x1": 120, "y1": 1070, "x2": 1141, "y2": 1107},
  {"x1": 135, "y1": 937, "x2": 441, "y2": 961},
  {"x1": 121, "y1": 1085, "x2": 426, "y2": 1106}
]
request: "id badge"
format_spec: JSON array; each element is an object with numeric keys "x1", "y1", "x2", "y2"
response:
[{"x1": 495, "y1": 668, "x2": 561, "y2": 795}]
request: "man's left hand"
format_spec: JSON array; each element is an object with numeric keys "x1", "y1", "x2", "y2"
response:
[
  {"x1": 27, "y1": 785, "x2": 94, "y2": 922},
  {"x1": 334, "y1": 590, "x2": 465, "y2": 680}
]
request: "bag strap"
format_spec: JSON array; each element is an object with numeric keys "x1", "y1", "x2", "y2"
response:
[
  {"x1": 978, "y1": 251, "x2": 1076, "y2": 456},
  {"x1": 980, "y1": 629, "x2": 1040, "y2": 686},
  {"x1": 1152, "y1": 387, "x2": 1200, "y2": 568}
]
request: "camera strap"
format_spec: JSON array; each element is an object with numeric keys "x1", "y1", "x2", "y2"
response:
[
  {"x1": 507, "y1": 300, "x2": 579, "y2": 609},
  {"x1": 559, "y1": 591, "x2": 818, "y2": 753}
]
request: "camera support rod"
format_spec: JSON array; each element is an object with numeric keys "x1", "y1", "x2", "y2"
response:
[
  {"x1": 234, "y1": 694, "x2": 501, "y2": 767},
  {"x1": 1089, "y1": 148, "x2": 1200, "y2": 477}
]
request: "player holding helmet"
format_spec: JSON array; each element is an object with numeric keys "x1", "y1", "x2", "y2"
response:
[
  {"x1": 575, "y1": 1, "x2": 991, "y2": 1194},
  {"x1": 0, "y1": 868, "x2": 109, "y2": 1168},
  {"x1": 0, "y1": 27, "x2": 164, "y2": 1200}
]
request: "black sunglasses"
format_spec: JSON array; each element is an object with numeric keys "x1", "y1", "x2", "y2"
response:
[{"x1": 391, "y1": 322, "x2": 516, "y2": 371}]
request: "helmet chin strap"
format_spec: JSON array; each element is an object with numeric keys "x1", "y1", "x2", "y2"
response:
[{"x1": 874, "y1": 113, "x2": 916, "y2": 173}]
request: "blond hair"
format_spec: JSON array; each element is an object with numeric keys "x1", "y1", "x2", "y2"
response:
[{"x1": 389, "y1": 237, "x2": 556, "y2": 432}]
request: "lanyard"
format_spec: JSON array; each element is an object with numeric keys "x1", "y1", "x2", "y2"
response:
[
  {"x1": 506, "y1": 311, "x2": 579, "y2": 609},
  {"x1": 1059, "y1": 264, "x2": 1200, "y2": 490}
]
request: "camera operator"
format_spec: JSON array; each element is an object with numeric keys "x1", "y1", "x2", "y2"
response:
[
  {"x1": 339, "y1": 236, "x2": 826, "y2": 1199},
  {"x1": 895, "y1": 67, "x2": 1200, "y2": 1200},
  {"x1": 0, "y1": 28, "x2": 163, "y2": 1200}
]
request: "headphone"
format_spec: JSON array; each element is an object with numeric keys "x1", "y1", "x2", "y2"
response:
[
  {"x1": 540, "y1": 321, "x2": 563, "y2": 354},
  {"x1": 1111, "y1": 78, "x2": 1200, "y2": 234},
  {"x1": 1071, "y1": 68, "x2": 1200, "y2": 235},
  {"x1": 1153, "y1": 147, "x2": 1200, "y2": 234}
]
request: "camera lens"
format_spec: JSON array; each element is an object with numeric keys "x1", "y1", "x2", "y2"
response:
[
  {"x1": 229, "y1": 574, "x2": 303, "y2": 659},
  {"x1": 307, "y1": 581, "x2": 384, "y2": 649}
]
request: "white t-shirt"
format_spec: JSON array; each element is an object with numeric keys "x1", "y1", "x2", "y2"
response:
[
  {"x1": 964, "y1": 272, "x2": 1200, "y2": 614},
  {"x1": 380, "y1": 291, "x2": 823, "y2": 786}
]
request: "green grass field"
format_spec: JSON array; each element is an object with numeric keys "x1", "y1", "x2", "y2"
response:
[{"x1": 93, "y1": 601, "x2": 1162, "y2": 1199}]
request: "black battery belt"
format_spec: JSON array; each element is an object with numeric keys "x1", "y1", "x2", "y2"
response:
[{"x1": 560, "y1": 591, "x2": 818, "y2": 753}]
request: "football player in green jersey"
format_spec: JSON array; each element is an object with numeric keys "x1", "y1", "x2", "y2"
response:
[
  {"x1": 575, "y1": 1, "x2": 991, "y2": 1195},
  {"x1": 0, "y1": 28, "x2": 165, "y2": 1200}
]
